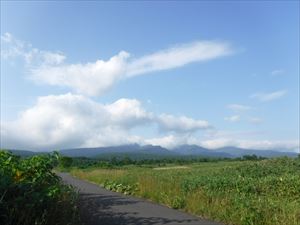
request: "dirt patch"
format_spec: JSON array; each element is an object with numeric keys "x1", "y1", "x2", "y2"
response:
[{"x1": 153, "y1": 166, "x2": 189, "y2": 170}]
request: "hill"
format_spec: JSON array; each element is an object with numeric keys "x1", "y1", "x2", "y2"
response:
[
  {"x1": 59, "y1": 144, "x2": 297, "y2": 158},
  {"x1": 2, "y1": 144, "x2": 298, "y2": 158}
]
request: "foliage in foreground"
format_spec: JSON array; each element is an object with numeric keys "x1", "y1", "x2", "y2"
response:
[
  {"x1": 0, "y1": 151, "x2": 80, "y2": 225},
  {"x1": 72, "y1": 158, "x2": 300, "y2": 225}
]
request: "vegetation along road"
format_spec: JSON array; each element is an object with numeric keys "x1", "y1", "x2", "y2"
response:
[
  {"x1": 66, "y1": 157, "x2": 300, "y2": 225},
  {"x1": 59, "y1": 172, "x2": 224, "y2": 225}
]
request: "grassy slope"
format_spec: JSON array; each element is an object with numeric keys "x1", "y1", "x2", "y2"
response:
[{"x1": 71, "y1": 159, "x2": 300, "y2": 225}]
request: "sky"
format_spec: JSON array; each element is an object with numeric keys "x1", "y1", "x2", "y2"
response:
[{"x1": 0, "y1": 1, "x2": 299, "y2": 152}]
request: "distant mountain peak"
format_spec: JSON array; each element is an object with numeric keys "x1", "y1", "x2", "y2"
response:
[{"x1": 3, "y1": 144, "x2": 297, "y2": 158}]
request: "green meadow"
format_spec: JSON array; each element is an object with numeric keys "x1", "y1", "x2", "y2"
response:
[{"x1": 71, "y1": 158, "x2": 300, "y2": 225}]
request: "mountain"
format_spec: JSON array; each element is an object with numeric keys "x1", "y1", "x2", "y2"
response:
[
  {"x1": 60, "y1": 144, "x2": 139, "y2": 157},
  {"x1": 2, "y1": 144, "x2": 298, "y2": 158},
  {"x1": 1, "y1": 149, "x2": 45, "y2": 157},
  {"x1": 140, "y1": 145, "x2": 175, "y2": 155},
  {"x1": 60, "y1": 144, "x2": 176, "y2": 157},
  {"x1": 214, "y1": 146, "x2": 298, "y2": 158},
  {"x1": 173, "y1": 145, "x2": 233, "y2": 158},
  {"x1": 60, "y1": 144, "x2": 297, "y2": 158}
]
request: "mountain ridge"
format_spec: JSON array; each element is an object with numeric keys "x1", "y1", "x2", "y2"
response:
[{"x1": 2, "y1": 144, "x2": 297, "y2": 158}]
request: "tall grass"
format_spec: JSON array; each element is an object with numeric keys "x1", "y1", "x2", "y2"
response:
[{"x1": 71, "y1": 158, "x2": 300, "y2": 225}]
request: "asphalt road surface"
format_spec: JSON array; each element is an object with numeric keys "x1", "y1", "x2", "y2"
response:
[{"x1": 59, "y1": 173, "x2": 224, "y2": 225}]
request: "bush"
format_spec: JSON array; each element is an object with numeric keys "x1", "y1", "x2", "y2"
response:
[
  {"x1": 0, "y1": 151, "x2": 80, "y2": 225},
  {"x1": 103, "y1": 180, "x2": 138, "y2": 195},
  {"x1": 59, "y1": 156, "x2": 73, "y2": 168}
]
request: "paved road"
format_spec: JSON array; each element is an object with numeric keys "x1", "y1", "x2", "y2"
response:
[{"x1": 59, "y1": 173, "x2": 224, "y2": 225}]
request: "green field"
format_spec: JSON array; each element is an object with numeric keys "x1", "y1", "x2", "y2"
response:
[{"x1": 71, "y1": 158, "x2": 300, "y2": 225}]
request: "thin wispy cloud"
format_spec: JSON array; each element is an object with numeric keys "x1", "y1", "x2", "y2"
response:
[
  {"x1": 271, "y1": 69, "x2": 285, "y2": 76},
  {"x1": 126, "y1": 41, "x2": 233, "y2": 77},
  {"x1": 1, "y1": 33, "x2": 234, "y2": 96},
  {"x1": 250, "y1": 90, "x2": 287, "y2": 102},
  {"x1": 227, "y1": 104, "x2": 252, "y2": 112},
  {"x1": 199, "y1": 138, "x2": 299, "y2": 151},
  {"x1": 224, "y1": 115, "x2": 240, "y2": 122},
  {"x1": 1, "y1": 32, "x2": 65, "y2": 66},
  {"x1": 249, "y1": 117, "x2": 263, "y2": 124}
]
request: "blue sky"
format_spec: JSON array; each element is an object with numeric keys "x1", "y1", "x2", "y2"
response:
[{"x1": 1, "y1": 1, "x2": 299, "y2": 151}]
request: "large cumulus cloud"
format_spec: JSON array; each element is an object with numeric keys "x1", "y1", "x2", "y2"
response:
[{"x1": 1, "y1": 93, "x2": 211, "y2": 150}]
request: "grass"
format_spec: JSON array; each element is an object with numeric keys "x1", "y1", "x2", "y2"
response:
[{"x1": 70, "y1": 158, "x2": 300, "y2": 225}]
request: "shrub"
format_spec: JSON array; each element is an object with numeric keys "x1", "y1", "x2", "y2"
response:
[
  {"x1": 0, "y1": 151, "x2": 80, "y2": 225},
  {"x1": 59, "y1": 156, "x2": 73, "y2": 168}
]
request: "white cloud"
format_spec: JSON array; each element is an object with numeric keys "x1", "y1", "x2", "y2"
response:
[
  {"x1": 2, "y1": 33, "x2": 297, "y2": 153},
  {"x1": 200, "y1": 138, "x2": 236, "y2": 149},
  {"x1": 250, "y1": 90, "x2": 287, "y2": 102},
  {"x1": 195, "y1": 129, "x2": 299, "y2": 151},
  {"x1": 0, "y1": 93, "x2": 211, "y2": 150},
  {"x1": 249, "y1": 117, "x2": 263, "y2": 124},
  {"x1": 1, "y1": 33, "x2": 234, "y2": 96},
  {"x1": 144, "y1": 134, "x2": 299, "y2": 152},
  {"x1": 144, "y1": 135, "x2": 187, "y2": 149},
  {"x1": 199, "y1": 138, "x2": 299, "y2": 151},
  {"x1": 204, "y1": 129, "x2": 266, "y2": 139},
  {"x1": 31, "y1": 51, "x2": 129, "y2": 96},
  {"x1": 1, "y1": 33, "x2": 25, "y2": 59},
  {"x1": 1, "y1": 93, "x2": 110, "y2": 150},
  {"x1": 157, "y1": 114, "x2": 211, "y2": 133},
  {"x1": 105, "y1": 98, "x2": 153, "y2": 127},
  {"x1": 43, "y1": 52, "x2": 65, "y2": 65},
  {"x1": 1, "y1": 32, "x2": 65, "y2": 66},
  {"x1": 237, "y1": 140, "x2": 299, "y2": 151},
  {"x1": 271, "y1": 69, "x2": 284, "y2": 76},
  {"x1": 1, "y1": 94, "x2": 297, "y2": 152},
  {"x1": 126, "y1": 41, "x2": 233, "y2": 77},
  {"x1": 227, "y1": 104, "x2": 252, "y2": 112},
  {"x1": 224, "y1": 115, "x2": 240, "y2": 122},
  {"x1": 1, "y1": 32, "x2": 13, "y2": 42}
]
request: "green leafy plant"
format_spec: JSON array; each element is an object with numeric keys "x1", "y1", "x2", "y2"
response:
[
  {"x1": 0, "y1": 150, "x2": 81, "y2": 225},
  {"x1": 103, "y1": 180, "x2": 139, "y2": 195}
]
